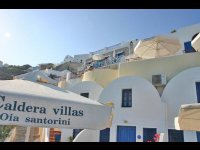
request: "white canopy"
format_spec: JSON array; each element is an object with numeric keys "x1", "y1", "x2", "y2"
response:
[
  {"x1": 175, "y1": 103, "x2": 200, "y2": 131},
  {"x1": 192, "y1": 33, "x2": 200, "y2": 52},
  {"x1": 134, "y1": 35, "x2": 181, "y2": 59},
  {"x1": 0, "y1": 80, "x2": 112, "y2": 130}
]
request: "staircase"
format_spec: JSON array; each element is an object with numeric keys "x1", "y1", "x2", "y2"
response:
[
  {"x1": 5, "y1": 126, "x2": 46, "y2": 142},
  {"x1": 12, "y1": 126, "x2": 27, "y2": 142}
]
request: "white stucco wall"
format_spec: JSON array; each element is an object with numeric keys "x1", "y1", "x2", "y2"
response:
[
  {"x1": 161, "y1": 67, "x2": 200, "y2": 142},
  {"x1": 69, "y1": 81, "x2": 103, "y2": 101},
  {"x1": 61, "y1": 78, "x2": 82, "y2": 90},
  {"x1": 94, "y1": 76, "x2": 165, "y2": 142}
]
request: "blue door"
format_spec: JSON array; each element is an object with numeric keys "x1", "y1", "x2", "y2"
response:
[
  {"x1": 117, "y1": 126, "x2": 136, "y2": 142},
  {"x1": 99, "y1": 128, "x2": 110, "y2": 142},
  {"x1": 143, "y1": 128, "x2": 157, "y2": 142}
]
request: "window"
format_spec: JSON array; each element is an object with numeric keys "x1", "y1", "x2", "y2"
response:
[
  {"x1": 116, "y1": 51, "x2": 125, "y2": 58},
  {"x1": 184, "y1": 41, "x2": 195, "y2": 53},
  {"x1": 73, "y1": 129, "x2": 83, "y2": 139},
  {"x1": 122, "y1": 89, "x2": 132, "y2": 107},
  {"x1": 80, "y1": 92, "x2": 89, "y2": 98},
  {"x1": 168, "y1": 129, "x2": 184, "y2": 142}
]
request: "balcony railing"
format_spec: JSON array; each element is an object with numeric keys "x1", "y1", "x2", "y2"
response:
[{"x1": 88, "y1": 55, "x2": 125, "y2": 69}]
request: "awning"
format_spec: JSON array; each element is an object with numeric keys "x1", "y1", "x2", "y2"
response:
[
  {"x1": 175, "y1": 103, "x2": 200, "y2": 131},
  {"x1": 0, "y1": 80, "x2": 112, "y2": 130}
]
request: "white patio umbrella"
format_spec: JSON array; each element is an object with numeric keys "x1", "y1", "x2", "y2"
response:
[
  {"x1": 192, "y1": 33, "x2": 200, "y2": 52},
  {"x1": 92, "y1": 54, "x2": 105, "y2": 61},
  {"x1": 0, "y1": 80, "x2": 112, "y2": 130},
  {"x1": 175, "y1": 103, "x2": 200, "y2": 131},
  {"x1": 134, "y1": 35, "x2": 181, "y2": 59}
]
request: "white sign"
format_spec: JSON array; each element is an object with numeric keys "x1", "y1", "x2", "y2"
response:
[{"x1": 0, "y1": 93, "x2": 111, "y2": 130}]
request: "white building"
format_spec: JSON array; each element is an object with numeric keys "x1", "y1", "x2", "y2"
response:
[
  {"x1": 46, "y1": 23, "x2": 200, "y2": 142},
  {"x1": 14, "y1": 70, "x2": 58, "y2": 85},
  {"x1": 74, "y1": 54, "x2": 91, "y2": 63},
  {"x1": 45, "y1": 80, "x2": 104, "y2": 142},
  {"x1": 56, "y1": 81, "x2": 103, "y2": 142},
  {"x1": 64, "y1": 55, "x2": 75, "y2": 62},
  {"x1": 3, "y1": 63, "x2": 9, "y2": 67},
  {"x1": 43, "y1": 68, "x2": 71, "y2": 81},
  {"x1": 0, "y1": 61, "x2": 3, "y2": 67},
  {"x1": 84, "y1": 40, "x2": 139, "y2": 69}
]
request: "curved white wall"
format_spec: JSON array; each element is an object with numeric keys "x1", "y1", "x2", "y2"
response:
[
  {"x1": 162, "y1": 67, "x2": 200, "y2": 142},
  {"x1": 97, "y1": 76, "x2": 165, "y2": 142},
  {"x1": 69, "y1": 81, "x2": 103, "y2": 101}
]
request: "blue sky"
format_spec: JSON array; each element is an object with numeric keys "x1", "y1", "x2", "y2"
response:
[{"x1": 0, "y1": 9, "x2": 200, "y2": 66}]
